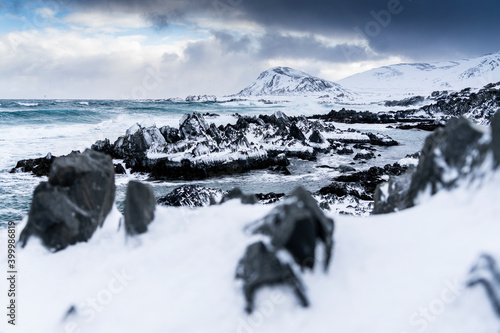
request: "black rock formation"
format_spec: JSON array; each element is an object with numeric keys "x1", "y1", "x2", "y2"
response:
[
  {"x1": 236, "y1": 241, "x2": 309, "y2": 313},
  {"x1": 19, "y1": 150, "x2": 115, "y2": 251},
  {"x1": 10, "y1": 152, "x2": 56, "y2": 177},
  {"x1": 123, "y1": 181, "x2": 156, "y2": 235},
  {"x1": 250, "y1": 187, "x2": 334, "y2": 271}
]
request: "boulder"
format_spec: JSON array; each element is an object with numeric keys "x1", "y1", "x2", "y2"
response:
[
  {"x1": 19, "y1": 149, "x2": 115, "y2": 251},
  {"x1": 251, "y1": 187, "x2": 334, "y2": 271},
  {"x1": 235, "y1": 241, "x2": 309, "y2": 313},
  {"x1": 354, "y1": 150, "x2": 375, "y2": 160},
  {"x1": 123, "y1": 181, "x2": 156, "y2": 235}
]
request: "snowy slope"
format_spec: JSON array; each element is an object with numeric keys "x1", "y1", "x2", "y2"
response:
[
  {"x1": 338, "y1": 51, "x2": 500, "y2": 100},
  {"x1": 3, "y1": 162, "x2": 500, "y2": 332},
  {"x1": 236, "y1": 67, "x2": 353, "y2": 99}
]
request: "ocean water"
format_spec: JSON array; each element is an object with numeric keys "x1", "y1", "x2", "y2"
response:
[{"x1": 0, "y1": 99, "x2": 429, "y2": 226}]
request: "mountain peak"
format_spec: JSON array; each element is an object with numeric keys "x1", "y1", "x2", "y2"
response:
[{"x1": 237, "y1": 67, "x2": 351, "y2": 98}]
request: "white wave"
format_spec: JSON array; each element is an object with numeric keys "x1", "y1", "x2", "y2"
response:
[{"x1": 17, "y1": 102, "x2": 39, "y2": 107}]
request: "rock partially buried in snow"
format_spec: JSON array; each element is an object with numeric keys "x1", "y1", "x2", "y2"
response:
[
  {"x1": 157, "y1": 185, "x2": 226, "y2": 207},
  {"x1": 235, "y1": 241, "x2": 309, "y2": 314},
  {"x1": 250, "y1": 187, "x2": 334, "y2": 271},
  {"x1": 124, "y1": 181, "x2": 156, "y2": 235},
  {"x1": 374, "y1": 117, "x2": 492, "y2": 214},
  {"x1": 19, "y1": 150, "x2": 115, "y2": 251},
  {"x1": 492, "y1": 111, "x2": 500, "y2": 168}
]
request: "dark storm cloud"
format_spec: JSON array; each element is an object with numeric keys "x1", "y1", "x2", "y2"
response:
[{"x1": 11, "y1": 0, "x2": 500, "y2": 60}]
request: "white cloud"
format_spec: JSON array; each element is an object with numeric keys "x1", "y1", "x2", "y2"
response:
[{"x1": 64, "y1": 11, "x2": 149, "y2": 31}]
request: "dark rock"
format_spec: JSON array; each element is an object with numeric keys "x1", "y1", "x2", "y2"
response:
[
  {"x1": 220, "y1": 188, "x2": 258, "y2": 205},
  {"x1": 384, "y1": 96, "x2": 425, "y2": 107},
  {"x1": 289, "y1": 123, "x2": 306, "y2": 142},
  {"x1": 373, "y1": 170, "x2": 414, "y2": 214},
  {"x1": 91, "y1": 139, "x2": 116, "y2": 157},
  {"x1": 354, "y1": 150, "x2": 375, "y2": 160},
  {"x1": 255, "y1": 192, "x2": 285, "y2": 204},
  {"x1": 366, "y1": 132, "x2": 399, "y2": 146},
  {"x1": 124, "y1": 181, "x2": 156, "y2": 235},
  {"x1": 318, "y1": 182, "x2": 366, "y2": 200},
  {"x1": 113, "y1": 124, "x2": 166, "y2": 159},
  {"x1": 336, "y1": 164, "x2": 356, "y2": 172},
  {"x1": 114, "y1": 163, "x2": 126, "y2": 174},
  {"x1": 10, "y1": 152, "x2": 56, "y2": 177},
  {"x1": 336, "y1": 146, "x2": 354, "y2": 155},
  {"x1": 179, "y1": 112, "x2": 210, "y2": 140},
  {"x1": 250, "y1": 187, "x2": 334, "y2": 271},
  {"x1": 157, "y1": 185, "x2": 226, "y2": 207},
  {"x1": 159, "y1": 125, "x2": 182, "y2": 143},
  {"x1": 235, "y1": 241, "x2": 309, "y2": 313},
  {"x1": 466, "y1": 254, "x2": 500, "y2": 318},
  {"x1": 309, "y1": 129, "x2": 325, "y2": 143},
  {"x1": 19, "y1": 150, "x2": 115, "y2": 251}
]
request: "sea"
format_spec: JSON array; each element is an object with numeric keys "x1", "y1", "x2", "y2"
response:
[{"x1": 0, "y1": 99, "x2": 429, "y2": 227}]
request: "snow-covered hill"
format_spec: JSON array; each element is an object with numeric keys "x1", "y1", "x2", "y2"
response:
[
  {"x1": 236, "y1": 67, "x2": 353, "y2": 100},
  {"x1": 338, "y1": 51, "x2": 500, "y2": 100}
]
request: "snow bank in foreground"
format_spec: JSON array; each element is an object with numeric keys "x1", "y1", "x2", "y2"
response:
[{"x1": 2, "y1": 170, "x2": 500, "y2": 332}]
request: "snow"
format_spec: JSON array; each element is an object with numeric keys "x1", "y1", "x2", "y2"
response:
[
  {"x1": 3, "y1": 162, "x2": 500, "y2": 332},
  {"x1": 338, "y1": 51, "x2": 500, "y2": 102}
]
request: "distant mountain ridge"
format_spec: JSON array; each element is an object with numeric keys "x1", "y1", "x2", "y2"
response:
[
  {"x1": 236, "y1": 67, "x2": 352, "y2": 99},
  {"x1": 337, "y1": 51, "x2": 500, "y2": 98}
]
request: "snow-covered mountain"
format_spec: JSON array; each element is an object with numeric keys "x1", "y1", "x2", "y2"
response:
[
  {"x1": 236, "y1": 67, "x2": 352, "y2": 99},
  {"x1": 338, "y1": 51, "x2": 500, "y2": 99}
]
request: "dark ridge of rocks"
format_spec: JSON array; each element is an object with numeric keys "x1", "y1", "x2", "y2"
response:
[
  {"x1": 235, "y1": 241, "x2": 309, "y2": 314},
  {"x1": 157, "y1": 185, "x2": 226, "y2": 207},
  {"x1": 220, "y1": 188, "x2": 258, "y2": 205},
  {"x1": 384, "y1": 96, "x2": 426, "y2": 107},
  {"x1": 374, "y1": 116, "x2": 497, "y2": 214},
  {"x1": 396, "y1": 122, "x2": 445, "y2": 132},
  {"x1": 9, "y1": 152, "x2": 56, "y2": 177},
  {"x1": 19, "y1": 150, "x2": 115, "y2": 251},
  {"x1": 328, "y1": 163, "x2": 408, "y2": 201},
  {"x1": 124, "y1": 181, "x2": 156, "y2": 236},
  {"x1": 309, "y1": 108, "x2": 432, "y2": 124},
  {"x1": 149, "y1": 155, "x2": 280, "y2": 181},
  {"x1": 255, "y1": 192, "x2": 285, "y2": 204},
  {"x1": 418, "y1": 83, "x2": 500, "y2": 124}
]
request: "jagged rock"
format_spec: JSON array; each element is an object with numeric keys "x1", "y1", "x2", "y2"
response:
[
  {"x1": 250, "y1": 187, "x2": 334, "y2": 271},
  {"x1": 123, "y1": 181, "x2": 156, "y2": 235},
  {"x1": 185, "y1": 95, "x2": 217, "y2": 102},
  {"x1": 255, "y1": 192, "x2": 285, "y2": 204},
  {"x1": 179, "y1": 112, "x2": 209, "y2": 140},
  {"x1": 19, "y1": 150, "x2": 115, "y2": 251},
  {"x1": 236, "y1": 241, "x2": 309, "y2": 313},
  {"x1": 159, "y1": 126, "x2": 182, "y2": 143},
  {"x1": 373, "y1": 170, "x2": 414, "y2": 214},
  {"x1": 220, "y1": 188, "x2": 258, "y2": 205},
  {"x1": 318, "y1": 182, "x2": 367, "y2": 200},
  {"x1": 157, "y1": 185, "x2": 226, "y2": 207},
  {"x1": 289, "y1": 123, "x2": 306, "y2": 142},
  {"x1": 309, "y1": 129, "x2": 325, "y2": 143},
  {"x1": 113, "y1": 124, "x2": 166, "y2": 159},
  {"x1": 10, "y1": 152, "x2": 56, "y2": 176},
  {"x1": 114, "y1": 163, "x2": 126, "y2": 174}
]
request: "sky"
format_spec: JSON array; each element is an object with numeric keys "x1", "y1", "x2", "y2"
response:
[{"x1": 0, "y1": 0, "x2": 499, "y2": 99}]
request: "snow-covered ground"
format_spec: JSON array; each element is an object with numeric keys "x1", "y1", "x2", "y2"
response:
[{"x1": 2, "y1": 158, "x2": 500, "y2": 333}]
